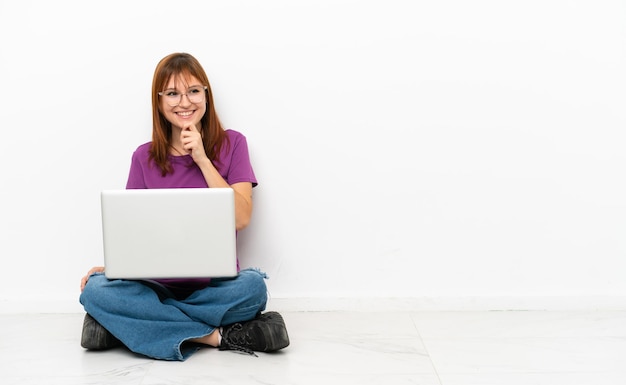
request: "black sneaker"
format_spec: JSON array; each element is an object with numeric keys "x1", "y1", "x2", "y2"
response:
[
  {"x1": 219, "y1": 311, "x2": 290, "y2": 356},
  {"x1": 80, "y1": 313, "x2": 123, "y2": 350}
]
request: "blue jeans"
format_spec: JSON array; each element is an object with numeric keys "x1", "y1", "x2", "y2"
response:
[{"x1": 79, "y1": 268, "x2": 268, "y2": 361}]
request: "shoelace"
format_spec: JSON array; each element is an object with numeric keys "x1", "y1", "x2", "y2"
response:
[{"x1": 220, "y1": 324, "x2": 258, "y2": 357}]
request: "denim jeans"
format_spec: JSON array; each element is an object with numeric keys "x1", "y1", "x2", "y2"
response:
[{"x1": 79, "y1": 268, "x2": 268, "y2": 361}]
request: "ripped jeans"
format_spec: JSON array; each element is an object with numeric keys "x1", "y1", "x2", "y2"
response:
[{"x1": 79, "y1": 268, "x2": 268, "y2": 361}]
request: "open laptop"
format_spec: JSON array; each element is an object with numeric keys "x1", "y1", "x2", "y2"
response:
[{"x1": 101, "y1": 188, "x2": 237, "y2": 279}]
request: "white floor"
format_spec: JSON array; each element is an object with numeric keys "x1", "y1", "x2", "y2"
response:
[{"x1": 2, "y1": 310, "x2": 626, "y2": 384}]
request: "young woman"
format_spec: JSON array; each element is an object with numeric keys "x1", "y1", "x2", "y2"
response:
[{"x1": 79, "y1": 52, "x2": 289, "y2": 361}]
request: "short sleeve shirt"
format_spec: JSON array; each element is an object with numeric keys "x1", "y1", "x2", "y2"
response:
[{"x1": 126, "y1": 129, "x2": 257, "y2": 189}]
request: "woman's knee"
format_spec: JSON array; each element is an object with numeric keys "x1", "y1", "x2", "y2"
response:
[
  {"x1": 80, "y1": 274, "x2": 141, "y2": 305},
  {"x1": 238, "y1": 268, "x2": 268, "y2": 296},
  {"x1": 80, "y1": 273, "x2": 108, "y2": 302}
]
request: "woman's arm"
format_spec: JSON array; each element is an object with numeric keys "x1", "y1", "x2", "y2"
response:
[
  {"x1": 180, "y1": 124, "x2": 254, "y2": 230},
  {"x1": 195, "y1": 158, "x2": 253, "y2": 230}
]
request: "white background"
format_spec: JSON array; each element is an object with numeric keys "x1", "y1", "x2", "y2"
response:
[{"x1": 0, "y1": 0, "x2": 624, "y2": 312}]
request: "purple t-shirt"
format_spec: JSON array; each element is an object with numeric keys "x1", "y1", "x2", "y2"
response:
[{"x1": 125, "y1": 129, "x2": 257, "y2": 297}]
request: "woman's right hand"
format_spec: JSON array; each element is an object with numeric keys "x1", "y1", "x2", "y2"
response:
[{"x1": 80, "y1": 266, "x2": 104, "y2": 292}]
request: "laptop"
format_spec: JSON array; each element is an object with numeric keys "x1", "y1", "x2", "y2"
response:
[{"x1": 101, "y1": 188, "x2": 237, "y2": 279}]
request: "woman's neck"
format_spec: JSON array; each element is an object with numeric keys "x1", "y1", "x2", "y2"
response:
[{"x1": 168, "y1": 126, "x2": 186, "y2": 156}]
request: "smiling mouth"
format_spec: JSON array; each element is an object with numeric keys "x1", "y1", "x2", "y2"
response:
[{"x1": 176, "y1": 111, "x2": 194, "y2": 117}]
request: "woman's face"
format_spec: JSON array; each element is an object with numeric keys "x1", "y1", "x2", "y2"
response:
[{"x1": 159, "y1": 74, "x2": 207, "y2": 131}]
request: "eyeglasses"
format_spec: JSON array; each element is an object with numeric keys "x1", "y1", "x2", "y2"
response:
[{"x1": 158, "y1": 86, "x2": 208, "y2": 106}]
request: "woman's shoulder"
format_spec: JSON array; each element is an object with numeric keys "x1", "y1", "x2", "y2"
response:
[
  {"x1": 224, "y1": 128, "x2": 246, "y2": 141},
  {"x1": 224, "y1": 129, "x2": 251, "y2": 151},
  {"x1": 133, "y1": 141, "x2": 152, "y2": 153},
  {"x1": 130, "y1": 142, "x2": 152, "y2": 160}
]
